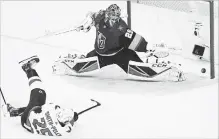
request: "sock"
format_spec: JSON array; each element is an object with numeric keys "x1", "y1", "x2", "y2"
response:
[
  {"x1": 26, "y1": 69, "x2": 39, "y2": 79},
  {"x1": 25, "y1": 69, "x2": 44, "y2": 90}
]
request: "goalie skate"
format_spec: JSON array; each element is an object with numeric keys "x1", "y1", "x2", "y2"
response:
[
  {"x1": 145, "y1": 42, "x2": 169, "y2": 59},
  {"x1": 145, "y1": 49, "x2": 169, "y2": 59}
]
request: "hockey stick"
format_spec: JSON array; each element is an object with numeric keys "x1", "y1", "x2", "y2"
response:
[
  {"x1": 32, "y1": 26, "x2": 83, "y2": 40},
  {"x1": 0, "y1": 88, "x2": 7, "y2": 105},
  {"x1": 77, "y1": 99, "x2": 101, "y2": 115},
  {"x1": 32, "y1": 28, "x2": 77, "y2": 40}
]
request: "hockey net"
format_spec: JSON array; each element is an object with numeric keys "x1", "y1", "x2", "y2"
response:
[{"x1": 129, "y1": 0, "x2": 218, "y2": 78}]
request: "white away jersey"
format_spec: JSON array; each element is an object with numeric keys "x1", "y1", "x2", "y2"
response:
[{"x1": 26, "y1": 103, "x2": 71, "y2": 136}]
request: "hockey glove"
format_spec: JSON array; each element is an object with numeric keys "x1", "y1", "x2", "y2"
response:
[{"x1": 76, "y1": 12, "x2": 94, "y2": 33}]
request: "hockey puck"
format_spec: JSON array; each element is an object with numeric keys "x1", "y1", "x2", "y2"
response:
[{"x1": 201, "y1": 68, "x2": 206, "y2": 73}]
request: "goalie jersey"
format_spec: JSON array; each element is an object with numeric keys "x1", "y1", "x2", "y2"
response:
[
  {"x1": 91, "y1": 10, "x2": 148, "y2": 56},
  {"x1": 23, "y1": 103, "x2": 72, "y2": 136}
]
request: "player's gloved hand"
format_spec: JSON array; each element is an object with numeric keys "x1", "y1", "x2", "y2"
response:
[
  {"x1": 3, "y1": 104, "x2": 20, "y2": 117},
  {"x1": 76, "y1": 11, "x2": 94, "y2": 33},
  {"x1": 73, "y1": 112, "x2": 78, "y2": 122},
  {"x1": 75, "y1": 25, "x2": 84, "y2": 32}
]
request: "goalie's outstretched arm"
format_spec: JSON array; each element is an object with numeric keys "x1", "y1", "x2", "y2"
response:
[
  {"x1": 75, "y1": 10, "x2": 105, "y2": 32},
  {"x1": 75, "y1": 12, "x2": 95, "y2": 32}
]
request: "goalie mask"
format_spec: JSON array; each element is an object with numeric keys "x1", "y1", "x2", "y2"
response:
[{"x1": 105, "y1": 4, "x2": 121, "y2": 26}]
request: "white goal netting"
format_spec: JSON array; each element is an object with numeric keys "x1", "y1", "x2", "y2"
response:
[{"x1": 131, "y1": 1, "x2": 218, "y2": 62}]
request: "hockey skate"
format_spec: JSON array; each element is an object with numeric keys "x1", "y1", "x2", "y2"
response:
[
  {"x1": 145, "y1": 49, "x2": 169, "y2": 59},
  {"x1": 144, "y1": 42, "x2": 170, "y2": 60},
  {"x1": 19, "y1": 55, "x2": 40, "y2": 72},
  {"x1": 145, "y1": 43, "x2": 169, "y2": 59},
  {"x1": 1, "y1": 104, "x2": 21, "y2": 117}
]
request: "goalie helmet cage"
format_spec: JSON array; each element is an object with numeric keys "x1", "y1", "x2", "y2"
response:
[{"x1": 126, "y1": 0, "x2": 216, "y2": 79}]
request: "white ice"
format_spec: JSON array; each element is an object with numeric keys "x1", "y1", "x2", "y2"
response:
[{"x1": 0, "y1": 1, "x2": 218, "y2": 138}]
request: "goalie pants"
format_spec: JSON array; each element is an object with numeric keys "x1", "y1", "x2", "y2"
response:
[{"x1": 86, "y1": 48, "x2": 143, "y2": 73}]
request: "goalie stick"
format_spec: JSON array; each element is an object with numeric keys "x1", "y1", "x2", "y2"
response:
[
  {"x1": 31, "y1": 14, "x2": 128, "y2": 41},
  {"x1": 77, "y1": 99, "x2": 101, "y2": 115},
  {"x1": 31, "y1": 26, "x2": 83, "y2": 40}
]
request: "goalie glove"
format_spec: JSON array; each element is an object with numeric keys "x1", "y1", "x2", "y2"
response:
[{"x1": 75, "y1": 12, "x2": 95, "y2": 33}]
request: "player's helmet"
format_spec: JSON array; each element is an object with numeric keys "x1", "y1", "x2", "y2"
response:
[
  {"x1": 105, "y1": 4, "x2": 121, "y2": 22},
  {"x1": 56, "y1": 107, "x2": 78, "y2": 132}
]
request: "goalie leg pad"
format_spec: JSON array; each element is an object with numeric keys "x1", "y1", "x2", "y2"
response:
[
  {"x1": 52, "y1": 57, "x2": 100, "y2": 75},
  {"x1": 128, "y1": 61, "x2": 185, "y2": 82},
  {"x1": 72, "y1": 57, "x2": 100, "y2": 73},
  {"x1": 128, "y1": 61, "x2": 171, "y2": 77}
]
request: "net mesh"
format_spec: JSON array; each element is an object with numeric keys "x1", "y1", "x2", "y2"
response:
[
  {"x1": 136, "y1": 0, "x2": 218, "y2": 17},
  {"x1": 131, "y1": 0, "x2": 218, "y2": 62}
]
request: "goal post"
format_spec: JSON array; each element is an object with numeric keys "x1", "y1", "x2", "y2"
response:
[
  {"x1": 127, "y1": 1, "x2": 132, "y2": 29},
  {"x1": 209, "y1": 1, "x2": 215, "y2": 79},
  {"x1": 126, "y1": 0, "x2": 217, "y2": 79}
]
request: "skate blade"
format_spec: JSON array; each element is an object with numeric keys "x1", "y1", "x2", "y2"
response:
[{"x1": 18, "y1": 55, "x2": 39, "y2": 64}]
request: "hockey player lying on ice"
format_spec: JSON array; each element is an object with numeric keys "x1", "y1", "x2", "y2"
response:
[
  {"x1": 52, "y1": 4, "x2": 185, "y2": 82},
  {"x1": 2, "y1": 56, "x2": 79, "y2": 136}
]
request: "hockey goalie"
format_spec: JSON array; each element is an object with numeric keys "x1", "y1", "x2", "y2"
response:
[{"x1": 52, "y1": 4, "x2": 185, "y2": 82}]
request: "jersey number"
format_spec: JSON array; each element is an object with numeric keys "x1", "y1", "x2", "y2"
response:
[
  {"x1": 125, "y1": 29, "x2": 134, "y2": 39},
  {"x1": 32, "y1": 118, "x2": 53, "y2": 136}
]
